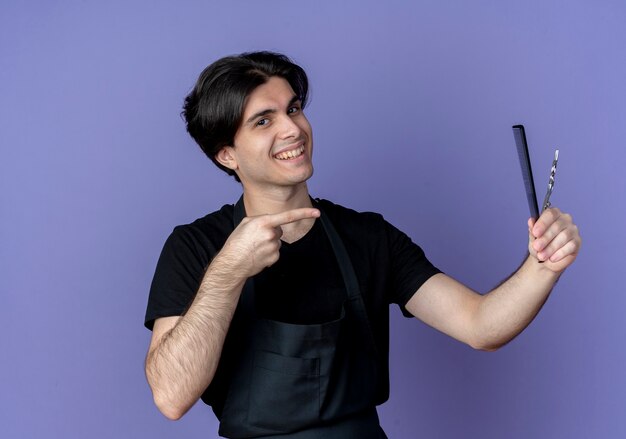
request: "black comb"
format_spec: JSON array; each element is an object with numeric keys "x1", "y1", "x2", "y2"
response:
[{"x1": 512, "y1": 125, "x2": 540, "y2": 219}]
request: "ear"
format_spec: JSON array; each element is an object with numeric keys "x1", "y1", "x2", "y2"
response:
[{"x1": 215, "y1": 146, "x2": 238, "y2": 171}]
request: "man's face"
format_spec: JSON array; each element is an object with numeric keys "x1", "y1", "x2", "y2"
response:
[{"x1": 219, "y1": 76, "x2": 314, "y2": 191}]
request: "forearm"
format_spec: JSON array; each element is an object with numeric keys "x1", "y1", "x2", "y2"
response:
[
  {"x1": 145, "y1": 255, "x2": 245, "y2": 419},
  {"x1": 473, "y1": 254, "x2": 561, "y2": 350}
]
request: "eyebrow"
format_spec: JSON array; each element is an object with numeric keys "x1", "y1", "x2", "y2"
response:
[{"x1": 244, "y1": 95, "x2": 301, "y2": 126}]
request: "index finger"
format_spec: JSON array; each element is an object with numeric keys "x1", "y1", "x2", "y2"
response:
[
  {"x1": 532, "y1": 207, "x2": 561, "y2": 238},
  {"x1": 267, "y1": 208, "x2": 321, "y2": 227}
]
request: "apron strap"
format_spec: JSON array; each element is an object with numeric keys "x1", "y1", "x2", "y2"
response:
[
  {"x1": 315, "y1": 200, "x2": 360, "y2": 301},
  {"x1": 233, "y1": 194, "x2": 246, "y2": 226},
  {"x1": 313, "y1": 199, "x2": 380, "y2": 359}
]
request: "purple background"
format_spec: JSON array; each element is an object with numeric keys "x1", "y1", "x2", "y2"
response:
[{"x1": 2, "y1": 1, "x2": 625, "y2": 437}]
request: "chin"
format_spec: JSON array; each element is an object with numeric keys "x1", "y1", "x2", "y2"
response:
[{"x1": 296, "y1": 165, "x2": 314, "y2": 183}]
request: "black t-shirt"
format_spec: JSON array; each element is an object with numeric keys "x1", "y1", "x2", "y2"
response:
[
  {"x1": 145, "y1": 198, "x2": 441, "y2": 401},
  {"x1": 254, "y1": 216, "x2": 348, "y2": 324},
  {"x1": 145, "y1": 198, "x2": 440, "y2": 326}
]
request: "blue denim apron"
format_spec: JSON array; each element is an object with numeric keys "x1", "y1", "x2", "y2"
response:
[{"x1": 206, "y1": 197, "x2": 386, "y2": 438}]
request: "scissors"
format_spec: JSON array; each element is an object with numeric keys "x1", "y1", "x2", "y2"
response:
[{"x1": 541, "y1": 149, "x2": 559, "y2": 213}]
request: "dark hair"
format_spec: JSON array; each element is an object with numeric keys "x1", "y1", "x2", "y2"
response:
[{"x1": 182, "y1": 51, "x2": 309, "y2": 181}]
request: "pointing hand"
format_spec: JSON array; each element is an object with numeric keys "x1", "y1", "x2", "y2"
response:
[{"x1": 220, "y1": 208, "x2": 321, "y2": 278}]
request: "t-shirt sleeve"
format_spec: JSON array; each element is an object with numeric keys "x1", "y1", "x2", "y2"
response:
[
  {"x1": 144, "y1": 226, "x2": 210, "y2": 330},
  {"x1": 385, "y1": 221, "x2": 442, "y2": 317}
]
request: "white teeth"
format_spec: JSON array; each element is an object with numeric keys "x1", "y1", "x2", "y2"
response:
[{"x1": 275, "y1": 145, "x2": 304, "y2": 160}]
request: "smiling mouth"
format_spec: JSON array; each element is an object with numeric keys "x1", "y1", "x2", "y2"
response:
[{"x1": 274, "y1": 145, "x2": 305, "y2": 160}]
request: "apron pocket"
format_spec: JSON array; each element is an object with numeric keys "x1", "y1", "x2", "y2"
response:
[{"x1": 248, "y1": 350, "x2": 320, "y2": 433}]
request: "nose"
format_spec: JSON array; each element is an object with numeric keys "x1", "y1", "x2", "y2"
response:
[{"x1": 277, "y1": 114, "x2": 301, "y2": 140}]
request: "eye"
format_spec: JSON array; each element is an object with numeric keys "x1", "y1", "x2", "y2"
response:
[
  {"x1": 256, "y1": 118, "x2": 269, "y2": 126},
  {"x1": 287, "y1": 105, "x2": 301, "y2": 115}
]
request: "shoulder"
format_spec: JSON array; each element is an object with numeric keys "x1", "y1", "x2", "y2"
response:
[
  {"x1": 165, "y1": 203, "x2": 235, "y2": 256},
  {"x1": 314, "y1": 198, "x2": 395, "y2": 255},
  {"x1": 314, "y1": 198, "x2": 426, "y2": 255},
  {"x1": 315, "y1": 198, "x2": 386, "y2": 232}
]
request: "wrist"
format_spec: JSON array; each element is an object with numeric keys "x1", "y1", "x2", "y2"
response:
[{"x1": 523, "y1": 254, "x2": 562, "y2": 282}]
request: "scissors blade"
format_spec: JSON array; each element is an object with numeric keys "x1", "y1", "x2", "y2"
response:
[{"x1": 541, "y1": 149, "x2": 559, "y2": 212}]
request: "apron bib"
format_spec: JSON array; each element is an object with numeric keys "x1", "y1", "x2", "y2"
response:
[{"x1": 209, "y1": 197, "x2": 386, "y2": 438}]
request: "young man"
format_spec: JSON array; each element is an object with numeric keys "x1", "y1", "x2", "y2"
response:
[{"x1": 144, "y1": 52, "x2": 581, "y2": 438}]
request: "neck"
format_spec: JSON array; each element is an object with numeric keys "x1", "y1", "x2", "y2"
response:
[
  {"x1": 242, "y1": 183, "x2": 313, "y2": 216},
  {"x1": 241, "y1": 183, "x2": 315, "y2": 244}
]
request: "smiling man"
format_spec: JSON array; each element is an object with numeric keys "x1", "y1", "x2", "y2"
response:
[{"x1": 144, "y1": 52, "x2": 581, "y2": 438}]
